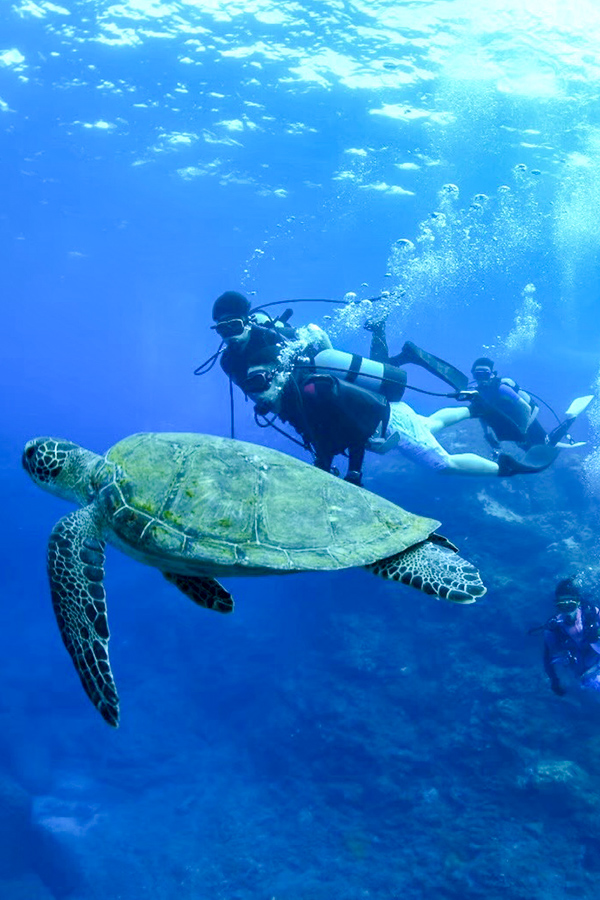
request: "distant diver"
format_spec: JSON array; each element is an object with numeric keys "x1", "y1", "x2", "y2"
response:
[
  {"x1": 459, "y1": 357, "x2": 592, "y2": 453},
  {"x1": 366, "y1": 319, "x2": 592, "y2": 474},
  {"x1": 199, "y1": 291, "x2": 560, "y2": 483},
  {"x1": 542, "y1": 578, "x2": 600, "y2": 697}
]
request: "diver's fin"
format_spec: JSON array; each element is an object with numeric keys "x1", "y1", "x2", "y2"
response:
[
  {"x1": 390, "y1": 341, "x2": 469, "y2": 391},
  {"x1": 547, "y1": 396, "x2": 592, "y2": 446},
  {"x1": 497, "y1": 444, "x2": 559, "y2": 477},
  {"x1": 555, "y1": 440, "x2": 587, "y2": 449},
  {"x1": 523, "y1": 444, "x2": 560, "y2": 468},
  {"x1": 548, "y1": 395, "x2": 591, "y2": 445},
  {"x1": 565, "y1": 394, "x2": 594, "y2": 418}
]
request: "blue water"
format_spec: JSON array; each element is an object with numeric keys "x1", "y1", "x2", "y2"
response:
[{"x1": 3, "y1": 2, "x2": 600, "y2": 897}]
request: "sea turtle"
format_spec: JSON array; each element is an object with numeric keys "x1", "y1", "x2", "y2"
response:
[{"x1": 22, "y1": 432, "x2": 487, "y2": 726}]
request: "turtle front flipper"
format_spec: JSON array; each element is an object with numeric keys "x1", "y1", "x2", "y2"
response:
[
  {"x1": 48, "y1": 509, "x2": 119, "y2": 726},
  {"x1": 364, "y1": 540, "x2": 487, "y2": 603},
  {"x1": 163, "y1": 573, "x2": 234, "y2": 614}
]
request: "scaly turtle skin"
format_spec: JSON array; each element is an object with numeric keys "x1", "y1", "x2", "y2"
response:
[{"x1": 22, "y1": 432, "x2": 487, "y2": 726}]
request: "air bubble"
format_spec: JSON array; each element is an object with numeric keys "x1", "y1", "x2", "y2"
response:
[{"x1": 440, "y1": 183, "x2": 459, "y2": 197}]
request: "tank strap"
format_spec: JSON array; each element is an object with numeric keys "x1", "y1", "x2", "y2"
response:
[{"x1": 346, "y1": 354, "x2": 363, "y2": 383}]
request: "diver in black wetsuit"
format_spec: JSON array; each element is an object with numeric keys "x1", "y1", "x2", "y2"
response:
[
  {"x1": 465, "y1": 357, "x2": 545, "y2": 450},
  {"x1": 211, "y1": 291, "x2": 392, "y2": 484},
  {"x1": 212, "y1": 291, "x2": 302, "y2": 391},
  {"x1": 459, "y1": 357, "x2": 592, "y2": 454}
]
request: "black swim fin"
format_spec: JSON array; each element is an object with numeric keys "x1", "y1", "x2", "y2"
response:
[
  {"x1": 390, "y1": 341, "x2": 469, "y2": 391},
  {"x1": 497, "y1": 444, "x2": 559, "y2": 477}
]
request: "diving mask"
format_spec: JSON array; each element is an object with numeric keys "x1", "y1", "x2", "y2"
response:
[{"x1": 212, "y1": 317, "x2": 248, "y2": 339}]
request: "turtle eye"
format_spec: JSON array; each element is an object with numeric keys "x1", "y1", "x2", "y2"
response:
[{"x1": 24, "y1": 445, "x2": 36, "y2": 461}]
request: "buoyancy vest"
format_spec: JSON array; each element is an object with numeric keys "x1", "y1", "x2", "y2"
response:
[
  {"x1": 279, "y1": 373, "x2": 389, "y2": 463},
  {"x1": 477, "y1": 376, "x2": 538, "y2": 440},
  {"x1": 545, "y1": 602, "x2": 600, "y2": 653}
]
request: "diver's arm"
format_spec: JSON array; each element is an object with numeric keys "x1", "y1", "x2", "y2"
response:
[
  {"x1": 543, "y1": 641, "x2": 566, "y2": 695},
  {"x1": 585, "y1": 606, "x2": 600, "y2": 650},
  {"x1": 304, "y1": 323, "x2": 332, "y2": 353}
]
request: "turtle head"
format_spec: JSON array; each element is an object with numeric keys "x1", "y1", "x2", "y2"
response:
[{"x1": 22, "y1": 437, "x2": 99, "y2": 505}]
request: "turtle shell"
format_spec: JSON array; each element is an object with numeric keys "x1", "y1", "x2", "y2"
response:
[{"x1": 93, "y1": 432, "x2": 439, "y2": 573}]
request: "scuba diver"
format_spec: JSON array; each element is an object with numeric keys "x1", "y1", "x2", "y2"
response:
[
  {"x1": 459, "y1": 357, "x2": 593, "y2": 453},
  {"x1": 207, "y1": 290, "x2": 407, "y2": 485},
  {"x1": 542, "y1": 578, "x2": 600, "y2": 697},
  {"x1": 366, "y1": 320, "x2": 592, "y2": 473},
  {"x1": 211, "y1": 290, "x2": 331, "y2": 390},
  {"x1": 201, "y1": 292, "x2": 560, "y2": 484}
]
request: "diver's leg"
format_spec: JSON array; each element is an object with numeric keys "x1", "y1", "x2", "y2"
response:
[
  {"x1": 314, "y1": 450, "x2": 335, "y2": 473},
  {"x1": 394, "y1": 402, "x2": 557, "y2": 477},
  {"x1": 442, "y1": 453, "x2": 500, "y2": 476},
  {"x1": 581, "y1": 664, "x2": 600, "y2": 693},
  {"x1": 444, "y1": 445, "x2": 559, "y2": 476},
  {"x1": 389, "y1": 406, "x2": 497, "y2": 476},
  {"x1": 364, "y1": 320, "x2": 389, "y2": 363},
  {"x1": 427, "y1": 407, "x2": 472, "y2": 433},
  {"x1": 432, "y1": 448, "x2": 557, "y2": 477},
  {"x1": 344, "y1": 444, "x2": 366, "y2": 486},
  {"x1": 522, "y1": 418, "x2": 547, "y2": 449}
]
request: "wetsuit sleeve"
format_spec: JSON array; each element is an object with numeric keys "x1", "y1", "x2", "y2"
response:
[
  {"x1": 304, "y1": 323, "x2": 332, "y2": 353},
  {"x1": 586, "y1": 606, "x2": 600, "y2": 646},
  {"x1": 219, "y1": 349, "x2": 234, "y2": 378},
  {"x1": 543, "y1": 633, "x2": 565, "y2": 694}
]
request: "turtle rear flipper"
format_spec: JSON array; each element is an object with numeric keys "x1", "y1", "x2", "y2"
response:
[
  {"x1": 163, "y1": 573, "x2": 234, "y2": 613},
  {"x1": 48, "y1": 509, "x2": 119, "y2": 727},
  {"x1": 364, "y1": 539, "x2": 486, "y2": 603}
]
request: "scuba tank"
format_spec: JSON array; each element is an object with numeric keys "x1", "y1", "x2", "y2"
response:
[{"x1": 312, "y1": 348, "x2": 407, "y2": 402}]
